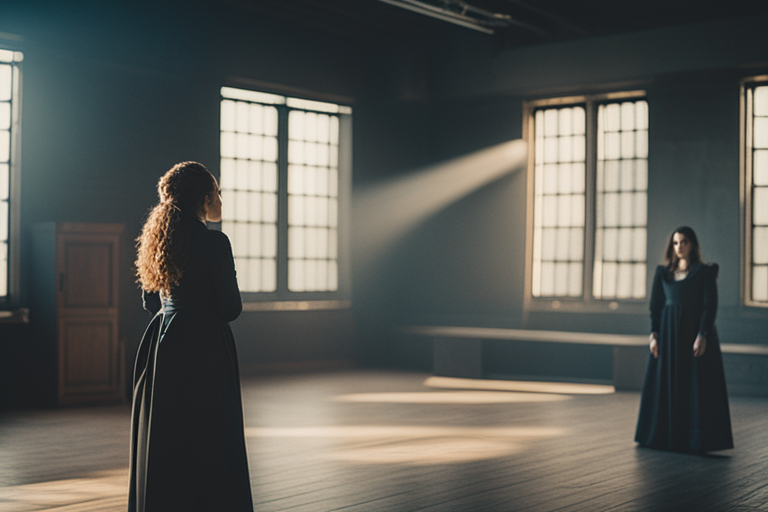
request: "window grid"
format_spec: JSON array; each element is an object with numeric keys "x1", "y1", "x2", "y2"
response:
[
  {"x1": 0, "y1": 49, "x2": 21, "y2": 299},
  {"x1": 287, "y1": 110, "x2": 340, "y2": 292},
  {"x1": 749, "y1": 84, "x2": 768, "y2": 303},
  {"x1": 220, "y1": 87, "x2": 348, "y2": 296},
  {"x1": 593, "y1": 100, "x2": 649, "y2": 299},
  {"x1": 532, "y1": 105, "x2": 587, "y2": 297},
  {"x1": 220, "y1": 99, "x2": 279, "y2": 292}
]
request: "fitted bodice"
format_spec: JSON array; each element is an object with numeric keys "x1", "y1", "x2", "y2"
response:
[
  {"x1": 650, "y1": 262, "x2": 719, "y2": 337},
  {"x1": 143, "y1": 219, "x2": 241, "y2": 323}
]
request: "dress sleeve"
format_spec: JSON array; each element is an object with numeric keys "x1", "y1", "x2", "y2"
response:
[
  {"x1": 650, "y1": 266, "x2": 665, "y2": 333},
  {"x1": 699, "y1": 263, "x2": 719, "y2": 337},
  {"x1": 142, "y1": 290, "x2": 162, "y2": 315},
  {"x1": 208, "y1": 230, "x2": 243, "y2": 322}
]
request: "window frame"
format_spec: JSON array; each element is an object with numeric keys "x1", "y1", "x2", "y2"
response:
[
  {"x1": 219, "y1": 85, "x2": 353, "y2": 309},
  {"x1": 523, "y1": 90, "x2": 648, "y2": 315},
  {"x1": 0, "y1": 47, "x2": 22, "y2": 308},
  {"x1": 741, "y1": 75, "x2": 768, "y2": 308}
]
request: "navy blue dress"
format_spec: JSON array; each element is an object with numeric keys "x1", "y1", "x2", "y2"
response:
[
  {"x1": 635, "y1": 263, "x2": 733, "y2": 453},
  {"x1": 128, "y1": 219, "x2": 253, "y2": 511}
]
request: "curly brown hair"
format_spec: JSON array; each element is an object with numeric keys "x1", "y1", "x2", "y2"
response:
[{"x1": 136, "y1": 162, "x2": 217, "y2": 293}]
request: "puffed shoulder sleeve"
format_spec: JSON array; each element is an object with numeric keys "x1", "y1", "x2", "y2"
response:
[
  {"x1": 207, "y1": 230, "x2": 242, "y2": 322},
  {"x1": 142, "y1": 290, "x2": 161, "y2": 315},
  {"x1": 650, "y1": 265, "x2": 666, "y2": 333},
  {"x1": 699, "y1": 263, "x2": 719, "y2": 337}
]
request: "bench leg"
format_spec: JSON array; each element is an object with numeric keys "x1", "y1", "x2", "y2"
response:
[
  {"x1": 613, "y1": 346, "x2": 648, "y2": 391},
  {"x1": 433, "y1": 337, "x2": 483, "y2": 378}
]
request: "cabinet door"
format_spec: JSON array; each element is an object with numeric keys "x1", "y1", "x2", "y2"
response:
[
  {"x1": 58, "y1": 316, "x2": 120, "y2": 399},
  {"x1": 57, "y1": 228, "x2": 122, "y2": 404}
]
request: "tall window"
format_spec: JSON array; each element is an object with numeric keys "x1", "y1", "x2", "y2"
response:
[
  {"x1": 219, "y1": 87, "x2": 351, "y2": 300},
  {"x1": 0, "y1": 48, "x2": 21, "y2": 302},
  {"x1": 744, "y1": 79, "x2": 768, "y2": 306},
  {"x1": 593, "y1": 101, "x2": 649, "y2": 299},
  {"x1": 531, "y1": 106, "x2": 586, "y2": 297},
  {"x1": 527, "y1": 92, "x2": 648, "y2": 307}
]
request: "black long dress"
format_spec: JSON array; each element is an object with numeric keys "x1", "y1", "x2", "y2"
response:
[
  {"x1": 128, "y1": 218, "x2": 254, "y2": 511},
  {"x1": 635, "y1": 262, "x2": 733, "y2": 454}
]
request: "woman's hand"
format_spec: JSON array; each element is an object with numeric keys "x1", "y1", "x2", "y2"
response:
[
  {"x1": 693, "y1": 335, "x2": 707, "y2": 358},
  {"x1": 649, "y1": 333, "x2": 658, "y2": 359}
]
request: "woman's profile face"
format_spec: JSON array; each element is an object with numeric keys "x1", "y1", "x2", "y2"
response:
[
  {"x1": 673, "y1": 232, "x2": 691, "y2": 259},
  {"x1": 205, "y1": 178, "x2": 223, "y2": 223}
]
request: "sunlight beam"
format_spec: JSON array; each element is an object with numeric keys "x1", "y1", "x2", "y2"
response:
[{"x1": 354, "y1": 139, "x2": 527, "y2": 269}]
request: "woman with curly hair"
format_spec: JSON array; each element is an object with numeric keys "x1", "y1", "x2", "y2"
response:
[
  {"x1": 635, "y1": 226, "x2": 733, "y2": 454},
  {"x1": 129, "y1": 162, "x2": 253, "y2": 511}
]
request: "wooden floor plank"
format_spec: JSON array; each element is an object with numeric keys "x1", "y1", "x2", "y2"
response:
[{"x1": 1, "y1": 370, "x2": 766, "y2": 511}]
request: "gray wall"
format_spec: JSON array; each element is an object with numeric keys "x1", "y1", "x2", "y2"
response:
[
  {"x1": 379, "y1": 14, "x2": 768, "y2": 373},
  {"x1": 0, "y1": 1, "x2": 455, "y2": 404}
]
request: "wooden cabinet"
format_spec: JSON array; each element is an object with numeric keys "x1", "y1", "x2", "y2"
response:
[{"x1": 31, "y1": 223, "x2": 124, "y2": 406}]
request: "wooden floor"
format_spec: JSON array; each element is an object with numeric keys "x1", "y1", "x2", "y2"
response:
[{"x1": 1, "y1": 370, "x2": 767, "y2": 511}]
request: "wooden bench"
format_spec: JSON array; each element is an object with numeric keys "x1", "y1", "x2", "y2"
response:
[{"x1": 402, "y1": 326, "x2": 768, "y2": 395}]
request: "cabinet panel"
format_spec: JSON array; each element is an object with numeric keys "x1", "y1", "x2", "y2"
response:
[
  {"x1": 60, "y1": 317, "x2": 118, "y2": 391},
  {"x1": 62, "y1": 241, "x2": 113, "y2": 309}
]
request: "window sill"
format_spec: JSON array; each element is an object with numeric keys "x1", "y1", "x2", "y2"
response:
[
  {"x1": 0, "y1": 308, "x2": 29, "y2": 324},
  {"x1": 241, "y1": 300, "x2": 351, "y2": 312},
  {"x1": 524, "y1": 299, "x2": 647, "y2": 315}
]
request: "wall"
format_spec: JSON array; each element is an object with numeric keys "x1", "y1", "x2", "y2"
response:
[
  {"x1": 382, "y1": 14, "x2": 768, "y2": 377},
  {"x1": 0, "y1": 1, "x2": 456, "y2": 406}
]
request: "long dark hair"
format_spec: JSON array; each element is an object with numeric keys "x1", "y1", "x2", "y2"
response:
[
  {"x1": 135, "y1": 162, "x2": 216, "y2": 293},
  {"x1": 663, "y1": 226, "x2": 703, "y2": 271}
]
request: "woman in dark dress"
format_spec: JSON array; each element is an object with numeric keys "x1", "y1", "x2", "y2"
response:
[
  {"x1": 129, "y1": 162, "x2": 254, "y2": 511},
  {"x1": 635, "y1": 226, "x2": 733, "y2": 454}
]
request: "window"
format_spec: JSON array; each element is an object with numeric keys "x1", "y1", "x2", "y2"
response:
[
  {"x1": 0, "y1": 48, "x2": 21, "y2": 302},
  {"x1": 744, "y1": 78, "x2": 768, "y2": 306},
  {"x1": 525, "y1": 92, "x2": 648, "y2": 309},
  {"x1": 219, "y1": 87, "x2": 351, "y2": 303}
]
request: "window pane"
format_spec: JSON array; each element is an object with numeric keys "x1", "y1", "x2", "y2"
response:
[
  {"x1": 0, "y1": 242, "x2": 7, "y2": 297},
  {"x1": 633, "y1": 263, "x2": 646, "y2": 299},
  {"x1": 0, "y1": 163, "x2": 8, "y2": 200},
  {"x1": 0, "y1": 102, "x2": 10, "y2": 130},
  {"x1": 754, "y1": 150, "x2": 768, "y2": 186},
  {"x1": 753, "y1": 265, "x2": 768, "y2": 302},
  {"x1": 605, "y1": 103, "x2": 620, "y2": 131},
  {"x1": 593, "y1": 98, "x2": 649, "y2": 299},
  {"x1": 755, "y1": 187, "x2": 768, "y2": 225},
  {"x1": 531, "y1": 104, "x2": 587, "y2": 297},
  {"x1": 250, "y1": 104, "x2": 264, "y2": 134},
  {"x1": 287, "y1": 108, "x2": 341, "y2": 292},
  {"x1": 0, "y1": 201, "x2": 7, "y2": 241},
  {"x1": 754, "y1": 117, "x2": 768, "y2": 149},
  {"x1": 0, "y1": 65, "x2": 11, "y2": 102},
  {"x1": 754, "y1": 227, "x2": 768, "y2": 264},
  {"x1": 755, "y1": 86, "x2": 768, "y2": 117},
  {"x1": 262, "y1": 259, "x2": 276, "y2": 292},
  {"x1": 568, "y1": 262, "x2": 582, "y2": 296},
  {"x1": 220, "y1": 93, "x2": 280, "y2": 292},
  {"x1": 604, "y1": 161, "x2": 619, "y2": 192},
  {"x1": 542, "y1": 228, "x2": 555, "y2": 261},
  {"x1": 572, "y1": 107, "x2": 585, "y2": 135},
  {"x1": 617, "y1": 263, "x2": 632, "y2": 298}
]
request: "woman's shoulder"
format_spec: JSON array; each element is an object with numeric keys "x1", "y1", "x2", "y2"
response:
[
  {"x1": 703, "y1": 262, "x2": 719, "y2": 278},
  {"x1": 199, "y1": 227, "x2": 234, "y2": 252},
  {"x1": 202, "y1": 227, "x2": 231, "y2": 242}
]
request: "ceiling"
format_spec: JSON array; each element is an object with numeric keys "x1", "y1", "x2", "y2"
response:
[{"x1": 221, "y1": 0, "x2": 768, "y2": 50}]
